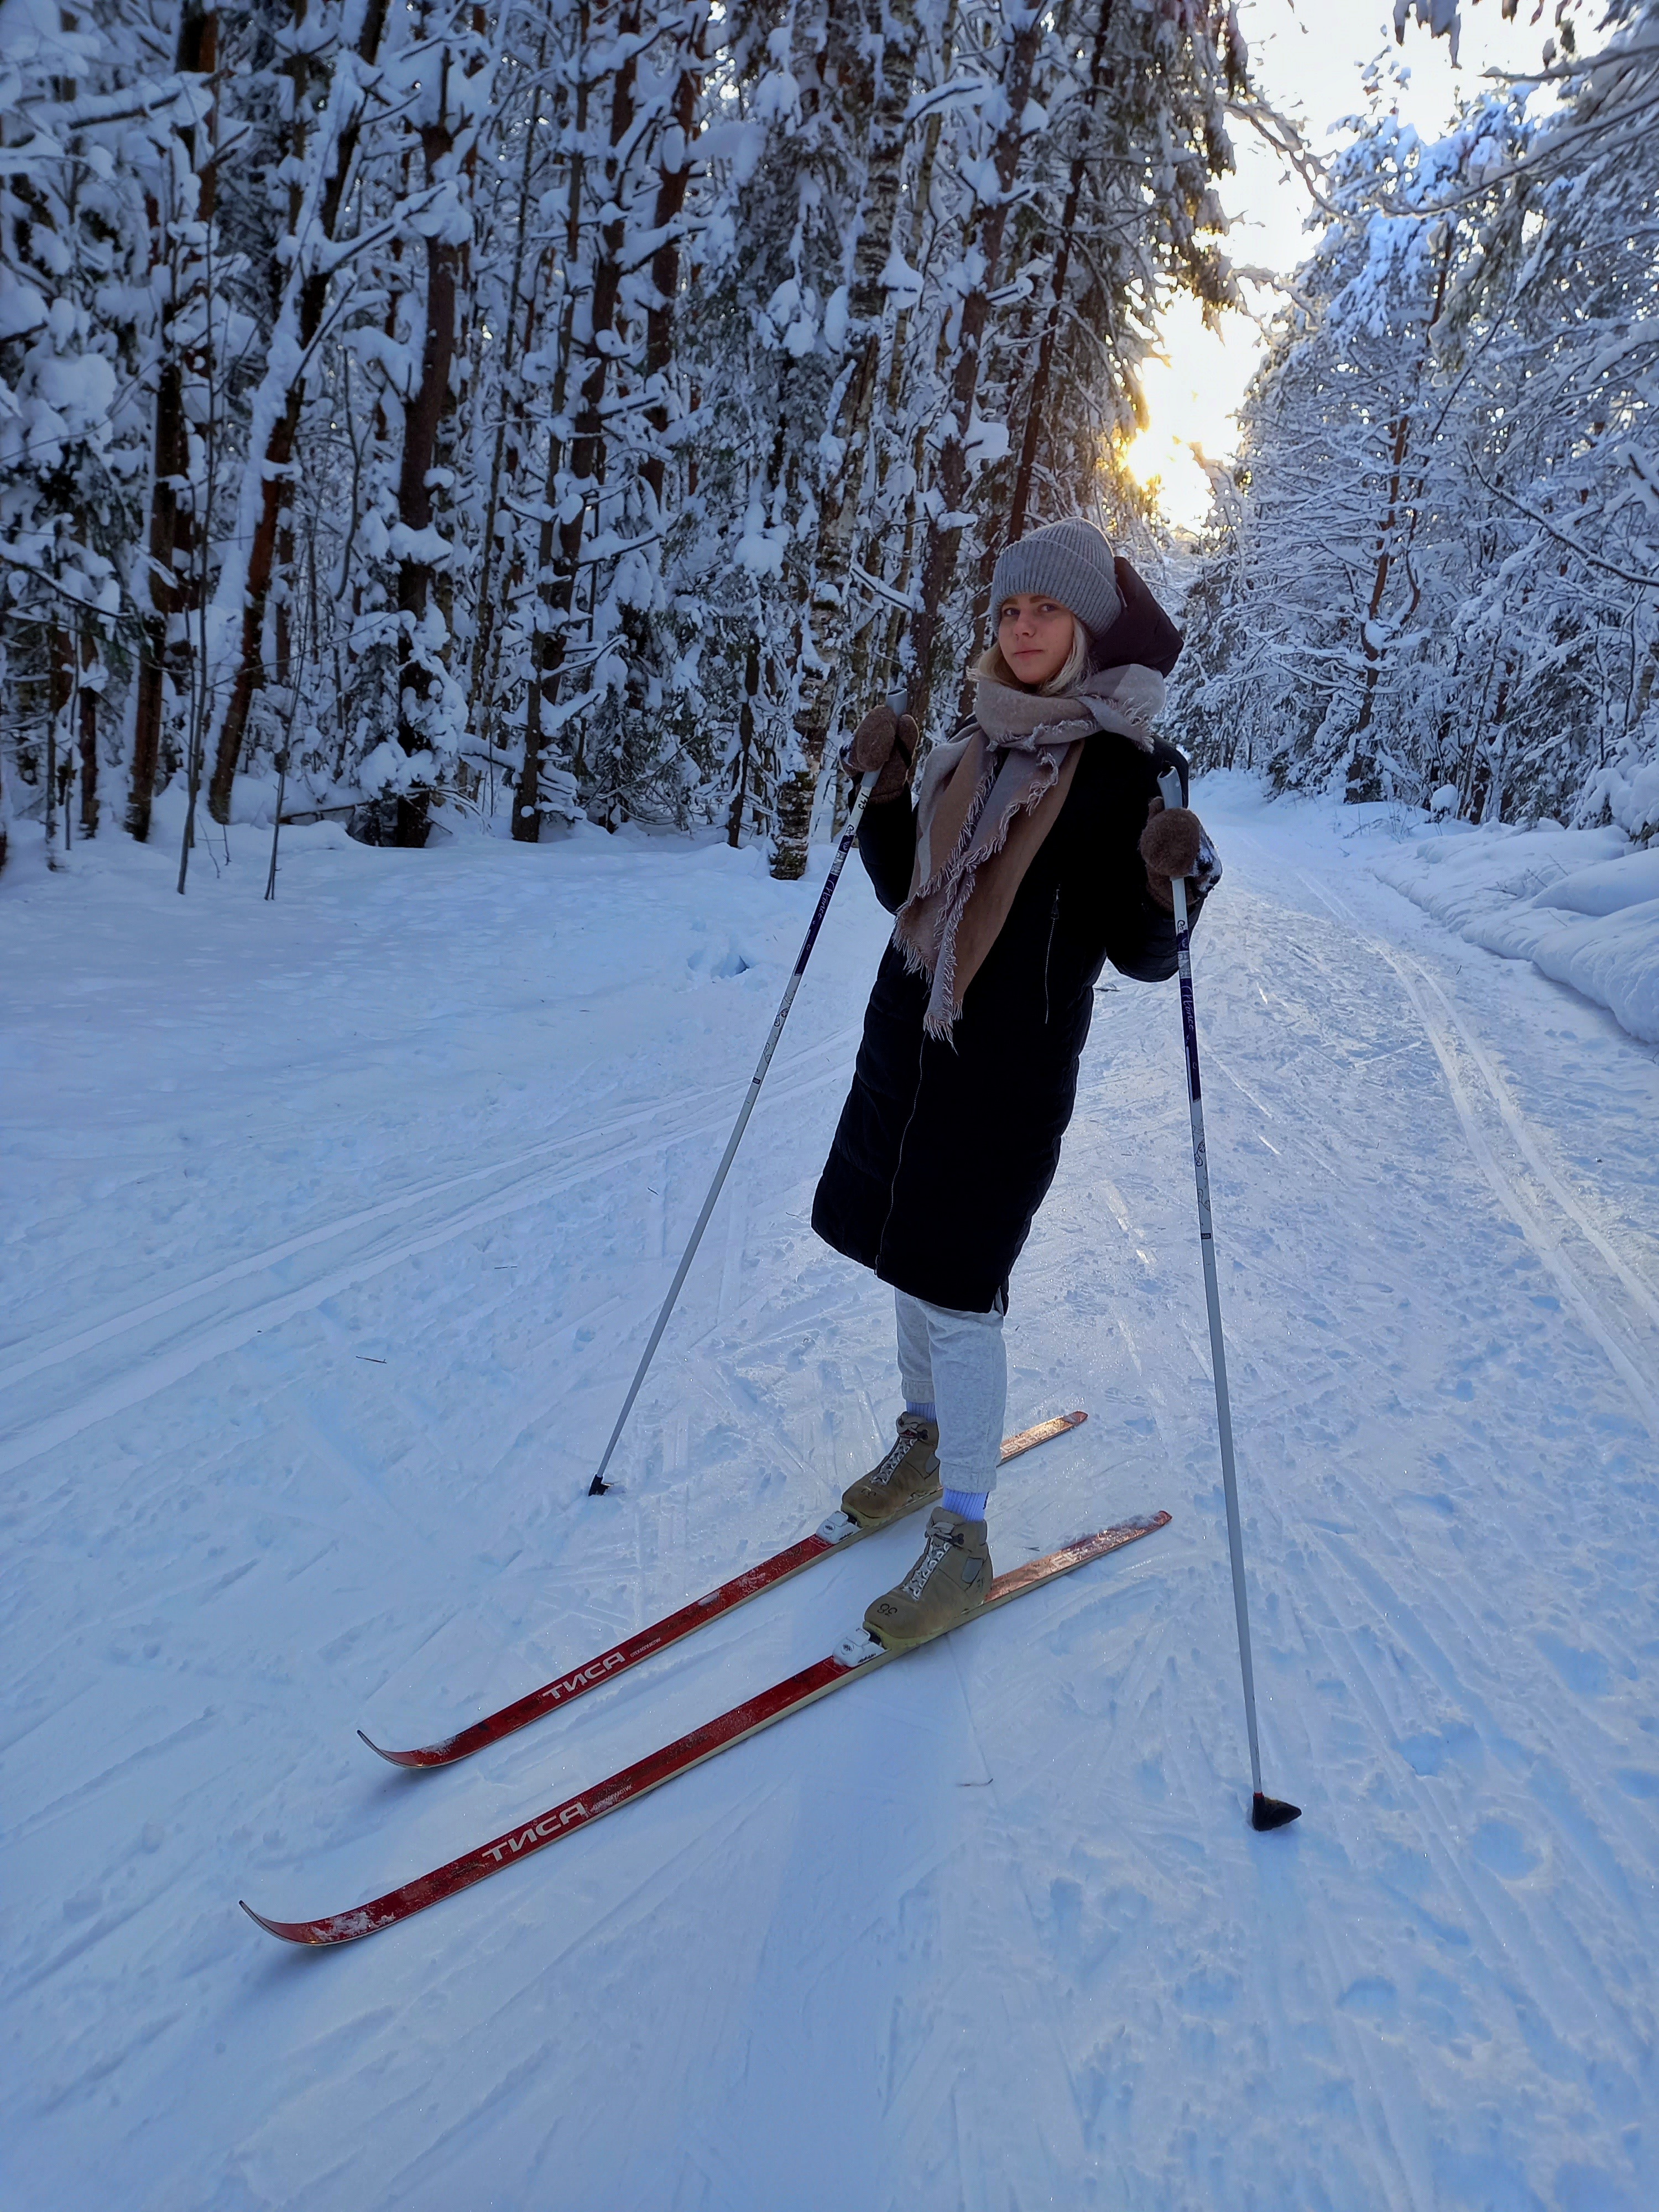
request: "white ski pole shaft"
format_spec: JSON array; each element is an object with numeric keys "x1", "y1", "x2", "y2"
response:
[
  {"x1": 588, "y1": 714, "x2": 899, "y2": 1496},
  {"x1": 1156, "y1": 769, "x2": 1297, "y2": 1830}
]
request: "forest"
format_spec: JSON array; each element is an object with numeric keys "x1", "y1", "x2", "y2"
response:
[
  {"x1": 1180, "y1": 1, "x2": 1659, "y2": 842},
  {"x1": 1, "y1": 0, "x2": 1655, "y2": 881}
]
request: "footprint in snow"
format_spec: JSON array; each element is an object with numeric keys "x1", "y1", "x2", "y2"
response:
[
  {"x1": 1338, "y1": 1976, "x2": 1399, "y2": 2018},
  {"x1": 1535, "y1": 1630, "x2": 1612, "y2": 1697},
  {"x1": 685, "y1": 943, "x2": 755, "y2": 982},
  {"x1": 1471, "y1": 1819, "x2": 1540, "y2": 1880},
  {"x1": 1397, "y1": 1723, "x2": 1479, "y2": 1777}
]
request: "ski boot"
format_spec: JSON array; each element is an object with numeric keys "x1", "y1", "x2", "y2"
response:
[
  {"x1": 863, "y1": 1507, "x2": 991, "y2": 1651},
  {"x1": 839, "y1": 1413, "x2": 941, "y2": 1530}
]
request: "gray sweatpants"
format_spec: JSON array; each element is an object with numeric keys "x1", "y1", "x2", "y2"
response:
[{"x1": 895, "y1": 1288, "x2": 1008, "y2": 1496}]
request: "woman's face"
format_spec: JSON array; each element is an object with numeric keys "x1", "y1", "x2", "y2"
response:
[{"x1": 997, "y1": 594, "x2": 1077, "y2": 687}]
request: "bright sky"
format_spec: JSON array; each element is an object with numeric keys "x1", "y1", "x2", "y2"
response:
[{"x1": 1123, "y1": 0, "x2": 1558, "y2": 529}]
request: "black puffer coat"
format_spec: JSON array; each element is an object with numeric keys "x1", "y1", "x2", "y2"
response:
[{"x1": 811, "y1": 565, "x2": 1203, "y2": 1315}]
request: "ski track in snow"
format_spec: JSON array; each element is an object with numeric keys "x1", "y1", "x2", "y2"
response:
[{"x1": 3, "y1": 797, "x2": 1657, "y2": 2210}]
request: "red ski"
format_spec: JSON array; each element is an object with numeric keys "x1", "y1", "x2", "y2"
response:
[
  {"x1": 244, "y1": 1510, "x2": 1170, "y2": 1946},
  {"x1": 358, "y1": 1410, "x2": 1088, "y2": 1769}
]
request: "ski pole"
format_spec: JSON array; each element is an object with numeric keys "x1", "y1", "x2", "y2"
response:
[
  {"x1": 588, "y1": 690, "x2": 909, "y2": 1496},
  {"x1": 1156, "y1": 766, "x2": 1300, "y2": 1832}
]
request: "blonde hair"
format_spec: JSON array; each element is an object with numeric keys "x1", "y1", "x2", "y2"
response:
[{"x1": 973, "y1": 615, "x2": 1091, "y2": 695}]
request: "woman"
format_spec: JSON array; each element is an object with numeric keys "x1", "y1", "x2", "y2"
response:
[{"x1": 811, "y1": 518, "x2": 1219, "y2": 1650}]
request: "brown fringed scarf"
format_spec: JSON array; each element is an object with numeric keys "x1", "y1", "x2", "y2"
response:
[{"x1": 894, "y1": 662, "x2": 1165, "y2": 1039}]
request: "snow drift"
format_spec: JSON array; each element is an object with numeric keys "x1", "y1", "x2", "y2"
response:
[{"x1": 1373, "y1": 825, "x2": 1659, "y2": 1046}]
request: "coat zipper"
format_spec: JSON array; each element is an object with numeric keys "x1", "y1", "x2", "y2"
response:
[{"x1": 1043, "y1": 890, "x2": 1060, "y2": 1024}]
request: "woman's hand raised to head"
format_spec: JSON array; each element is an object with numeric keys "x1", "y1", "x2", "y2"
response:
[
  {"x1": 842, "y1": 704, "x2": 921, "y2": 805},
  {"x1": 1139, "y1": 795, "x2": 1223, "y2": 912}
]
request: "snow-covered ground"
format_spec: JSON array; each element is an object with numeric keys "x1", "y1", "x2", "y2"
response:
[
  {"x1": 1372, "y1": 818, "x2": 1659, "y2": 1050},
  {"x1": 4, "y1": 779, "x2": 1657, "y2": 2211}
]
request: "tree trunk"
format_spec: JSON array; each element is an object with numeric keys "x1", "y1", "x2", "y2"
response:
[
  {"x1": 641, "y1": 39, "x2": 701, "y2": 509},
  {"x1": 523, "y1": 1, "x2": 638, "y2": 836},
  {"x1": 78, "y1": 626, "x2": 99, "y2": 838},
  {"x1": 728, "y1": 635, "x2": 760, "y2": 846},
  {"x1": 207, "y1": 0, "x2": 390, "y2": 823},
  {"x1": 1346, "y1": 226, "x2": 1455, "y2": 803},
  {"x1": 1006, "y1": 2, "x2": 1116, "y2": 551},
  {"x1": 905, "y1": 9, "x2": 1044, "y2": 740},
  {"x1": 126, "y1": 1, "x2": 217, "y2": 843},
  {"x1": 1344, "y1": 407, "x2": 1410, "y2": 803},
  {"x1": 391, "y1": 34, "x2": 466, "y2": 847},
  {"x1": 771, "y1": 0, "x2": 920, "y2": 881},
  {"x1": 47, "y1": 622, "x2": 72, "y2": 855},
  {"x1": 127, "y1": 351, "x2": 186, "y2": 841},
  {"x1": 468, "y1": 38, "x2": 546, "y2": 770},
  {"x1": 518, "y1": 2, "x2": 594, "y2": 842}
]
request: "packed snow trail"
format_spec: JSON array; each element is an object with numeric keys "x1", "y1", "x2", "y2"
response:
[{"x1": 3, "y1": 787, "x2": 1657, "y2": 2210}]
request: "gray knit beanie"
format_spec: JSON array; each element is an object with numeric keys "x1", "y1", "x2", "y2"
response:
[{"x1": 989, "y1": 519, "x2": 1121, "y2": 643}]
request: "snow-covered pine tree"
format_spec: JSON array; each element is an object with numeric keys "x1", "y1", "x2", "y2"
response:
[
  {"x1": 27, "y1": 0, "x2": 1620, "y2": 878},
  {"x1": 203, "y1": 0, "x2": 391, "y2": 828},
  {"x1": 936, "y1": 0, "x2": 1242, "y2": 716},
  {"x1": 763, "y1": 0, "x2": 921, "y2": 880},
  {"x1": 902, "y1": 0, "x2": 1047, "y2": 736},
  {"x1": 123, "y1": 1, "x2": 227, "y2": 846},
  {"x1": 1194, "y1": 101, "x2": 1506, "y2": 802},
  {"x1": 1448, "y1": 0, "x2": 1659, "y2": 833},
  {"x1": 0, "y1": 2, "x2": 159, "y2": 856},
  {"x1": 375, "y1": 4, "x2": 492, "y2": 844},
  {"x1": 502, "y1": 0, "x2": 716, "y2": 842},
  {"x1": 1177, "y1": 8, "x2": 1658, "y2": 834}
]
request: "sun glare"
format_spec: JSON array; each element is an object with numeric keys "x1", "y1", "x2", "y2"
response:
[
  {"x1": 1120, "y1": 1, "x2": 1560, "y2": 536},
  {"x1": 1121, "y1": 296, "x2": 1253, "y2": 534}
]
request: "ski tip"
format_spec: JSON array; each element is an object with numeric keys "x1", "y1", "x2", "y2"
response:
[
  {"x1": 241, "y1": 1898, "x2": 373, "y2": 1947},
  {"x1": 240, "y1": 1900, "x2": 310, "y2": 1943},
  {"x1": 357, "y1": 1728, "x2": 450, "y2": 1768},
  {"x1": 1251, "y1": 1792, "x2": 1302, "y2": 1832}
]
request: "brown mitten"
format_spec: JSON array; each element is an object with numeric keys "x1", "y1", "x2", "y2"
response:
[
  {"x1": 1140, "y1": 796, "x2": 1217, "y2": 912},
  {"x1": 842, "y1": 705, "x2": 920, "y2": 805}
]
